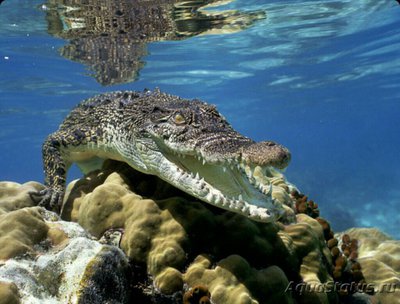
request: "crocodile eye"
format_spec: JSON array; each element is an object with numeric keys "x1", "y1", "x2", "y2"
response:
[{"x1": 173, "y1": 113, "x2": 186, "y2": 125}]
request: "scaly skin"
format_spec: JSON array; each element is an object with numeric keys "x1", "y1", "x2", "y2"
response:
[{"x1": 31, "y1": 89, "x2": 291, "y2": 221}]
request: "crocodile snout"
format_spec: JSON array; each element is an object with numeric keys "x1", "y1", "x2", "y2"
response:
[{"x1": 240, "y1": 141, "x2": 291, "y2": 169}]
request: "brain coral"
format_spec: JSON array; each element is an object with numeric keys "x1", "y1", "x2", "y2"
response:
[{"x1": 59, "y1": 160, "x2": 336, "y2": 304}]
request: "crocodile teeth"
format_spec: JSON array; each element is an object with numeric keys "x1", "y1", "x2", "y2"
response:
[
  {"x1": 221, "y1": 197, "x2": 229, "y2": 207},
  {"x1": 198, "y1": 185, "x2": 208, "y2": 196},
  {"x1": 202, "y1": 159, "x2": 206, "y2": 165},
  {"x1": 230, "y1": 199, "x2": 244, "y2": 211},
  {"x1": 241, "y1": 204, "x2": 249, "y2": 214},
  {"x1": 260, "y1": 184, "x2": 272, "y2": 196},
  {"x1": 249, "y1": 171, "x2": 254, "y2": 180},
  {"x1": 206, "y1": 192, "x2": 215, "y2": 202},
  {"x1": 243, "y1": 164, "x2": 253, "y2": 179},
  {"x1": 223, "y1": 167, "x2": 227, "y2": 173},
  {"x1": 195, "y1": 172, "x2": 200, "y2": 180},
  {"x1": 229, "y1": 201, "x2": 237, "y2": 209}
]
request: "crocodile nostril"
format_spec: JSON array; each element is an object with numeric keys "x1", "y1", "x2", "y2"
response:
[{"x1": 240, "y1": 141, "x2": 291, "y2": 168}]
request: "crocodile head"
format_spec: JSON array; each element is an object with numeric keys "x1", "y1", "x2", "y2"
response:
[{"x1": 132, "y1": 91, "x2": 291, "y2": 222}]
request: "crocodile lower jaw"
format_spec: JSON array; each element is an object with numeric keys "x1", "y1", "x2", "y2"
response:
[{"x1": 157, "y1": 149, "x2": 286, "y2": 222}]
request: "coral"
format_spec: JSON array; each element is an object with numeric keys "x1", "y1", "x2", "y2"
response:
[
  {"x1": 315, "y1": 215, "x2": 371, "y2": 298},
  {"x1": 338, "y1": 228, "x2": 400, "y2": 304},
  {"x1": 184, "y1": 255, "x2": 293, "y2": 304},
  {"x1": 283, "y1": 214, "x2": 337, "y2": 304},
  {"x1": 0, "y1": 182, "x2": 50, "y2": 261},
  {"x1": 5, "y1": 161, "x2": 399, "y2": 303},
  {"x1": 0, "y1": 181, "x2": 44, "y2": 215},
  {"x1": 331, "y1": 232, "x2": 371, "y2": 296},
  {"x1": 59, "y1": 160, "x2": 335, "y2": 303},
  {"x1": 291, "y1": 190, "x2": 320, "y2": 219},
  {"x1": 0, "y1": 207, "x2": 49, "y2": 260},
  {"x1": 0, "y1": 234, "x2": 131, "y2": 303},
  {"x1": 0, "y1": 282, "x2": 20, "y2": 304},
  {"x1": 292, "y1": 194, "x2": 375, "y2": 301},
  {"x1": 78, "y1": 246, "x2": 131, "y2": 303},
  {"x1": 183, "y1": 284, "x2": 211, "y2": 304},
  {"x1": 0, "y1": 182, "x2": 132, "y2": 303}
]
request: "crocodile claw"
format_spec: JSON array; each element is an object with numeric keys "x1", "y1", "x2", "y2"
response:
[{"x1": 29, "y1": 188, "x2": 63, "y2": 214}]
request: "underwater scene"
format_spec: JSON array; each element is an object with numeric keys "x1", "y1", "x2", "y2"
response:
[{"x1": 0, "y1": 0, "x2": 400, "y2": 303}]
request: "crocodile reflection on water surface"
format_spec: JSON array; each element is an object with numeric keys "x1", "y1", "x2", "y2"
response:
[{"x1": 44, "y1": 0, "x2": 265, "y2": 85}]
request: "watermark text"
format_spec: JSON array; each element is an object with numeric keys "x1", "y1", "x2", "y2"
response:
[{"x1": 285, "y1": 281, "x2": 398, "y2": 295}]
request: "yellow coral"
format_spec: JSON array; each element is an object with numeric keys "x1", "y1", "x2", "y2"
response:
[
  {"x1": 185, "y1": 255, "x2": 293, "y2": 304},
  {"x1": 154, "y1": 267, "x2": 184, "y2": 295},
  {"x1": 0, "y1": 282, "x2": 20, "y2": 304},
  {"x1": 0, "y1": 181, "x2": 44, "y2": 215},
  {"x1": 0, "y1": 207, "x2": 48, "y2": 260}
]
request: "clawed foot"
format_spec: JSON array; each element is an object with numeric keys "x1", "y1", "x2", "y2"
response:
[{"x1": 29, "y1": 188, "x2": 64, "y2": 214}]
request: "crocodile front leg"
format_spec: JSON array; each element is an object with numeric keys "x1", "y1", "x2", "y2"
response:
[
  {"x1": 30, "y1": 123, "x2": 102, "y2": 213},
  {"x1": 30, "y1": 134, "x2": 70, "y2": 213}
]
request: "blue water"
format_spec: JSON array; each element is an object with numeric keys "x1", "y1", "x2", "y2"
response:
[{"x1": 1, "y1": 0, "x2": 399, "y2": 238}]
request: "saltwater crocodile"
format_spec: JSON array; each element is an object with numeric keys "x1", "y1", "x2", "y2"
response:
[{"x1": 31, "y1": 89, "x2": 291, "y2": 222}]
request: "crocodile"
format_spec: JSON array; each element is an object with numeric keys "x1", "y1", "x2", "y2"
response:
[{"x1": 31, "y1": 89, "x2": 291, "y2": 222}]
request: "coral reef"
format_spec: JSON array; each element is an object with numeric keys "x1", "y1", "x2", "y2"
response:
[
  {"x1": 60, "y1": 160, "x2": 335, "y2": 303},
  {"x1": 1, "y1": 161, "x2": 399, "y2": 303},
  {"x1": 1, "y1": 161, "x2": 336, "y2": 304}
]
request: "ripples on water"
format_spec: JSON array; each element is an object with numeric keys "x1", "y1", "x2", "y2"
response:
[{"x1": 0, "y1": 0, "x2": 399, "y2": 237}]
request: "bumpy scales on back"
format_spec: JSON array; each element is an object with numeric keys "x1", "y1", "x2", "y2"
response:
[{"x1": 31, "y1": 89, "x2": 291, "y2": 222}]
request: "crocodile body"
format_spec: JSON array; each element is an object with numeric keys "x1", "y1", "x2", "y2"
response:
[{"x1": 32, "y1": 89, "x2": 292, "y2": 222}]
